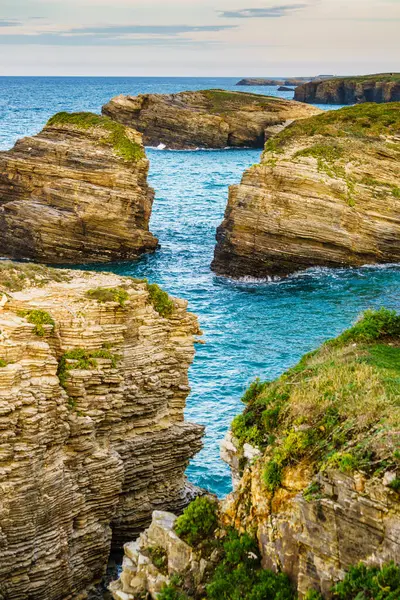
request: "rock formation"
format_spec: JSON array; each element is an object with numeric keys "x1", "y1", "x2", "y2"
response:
[
  {"x1": 221, "y1": 308, "x2": 400, "y2": 597},
  {"x1": 0, "y1": 262, "x2": 203, "y2": 600},
  {"x1": 212, "y1": 102, "x2": 400, "y2": 279},
  {"x1": 236, "y1": 78, "x2": 312, "y2": 87},
  {"x1": 294, "y1": 73, "x2": 400, "y2": 104},
  {"x1": 0, "y1": 112, "x2": 158, "y2": 264},
  {"x1": 102, "y1": 90, "x2": 321, "y2": 149},
  {"x1": 110, "y1": 310, "x2": 400, "y2": 599}
]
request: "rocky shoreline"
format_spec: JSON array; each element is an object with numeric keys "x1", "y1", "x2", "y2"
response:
[{"x1": 295, "y1": 73, "x2": 400, "y2": 104}]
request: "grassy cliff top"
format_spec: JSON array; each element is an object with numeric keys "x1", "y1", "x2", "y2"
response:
[
  {"x1": 46, "y1": 111, "x2": 145, "y2": 161},
  {"x1": 0, "y1": 261, "x2": 71, "y2": 293},
  {"x1": 264, "y1": 102, "x2": 400, "y2": 153},
  {"x1": 318, "y1": 73, "x2": 400, "y2": 84},
  {"x1": 232, "y1": 309, "x2": 400, "y2": 490}
]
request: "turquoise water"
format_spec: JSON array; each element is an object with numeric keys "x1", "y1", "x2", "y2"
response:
[{"x1": 1, "y1": 77, "x2": 399, "y2": 497}]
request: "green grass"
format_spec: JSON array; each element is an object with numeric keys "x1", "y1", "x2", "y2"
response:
[
  {"x1": 147, "y1": 283, "x2": 175, "y2": 318},
  {"x1": 264, "y1": 103, "x2": 400, "y2": 153},
  {"x1": 0, "y1": 359, "x2": 8, "y2": 368},
  {"x1": 57, "y1": 347, "x2": 118, "y2": 388},
  {"x1": 202, "y1": 89, "x2": 278, "y2": 114},
  {"x1": 86, "y1": 287, "x2": 129, "y2": 307},
  {"x1": 47, "y1": 112, "x2": 144, "y2": 161},
  {"x1": 230, "y1": 309, "x2": 400, "y2": 494},
  {"x1": 147, "y1": 546, "x2": 168, "y2": 574},
  {"x1": 17, "y1": 309, "x2": 55, "y2": 336},
  {"x1": 0, "y1": 262, "x2": 71, "y2": 293}
]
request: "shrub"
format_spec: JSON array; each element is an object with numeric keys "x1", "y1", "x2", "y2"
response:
[
  {"x1": 332, "y1": 562, "x2": 400, "y2": 599},
  {"x1": 330, "y1": 308, "x2": 400, "y2": 347},
  {"x1": 389, "y1": 478, "x2": 400, "y2": 492},
  {"x1": 86, "y1": 287, "x2": 129, "y2": 307},
  {"x1": 263, "y1": 461, "x2": 282, "y2": 492},
  {"x1": 158, "y1": 585, "x2": 189, "y2": 600},
  {"x1": 174, "y1": 496, "x2": 218, "y2": 547},
  {"x1": 147, "y1": 546, "x2": 168, "y2": 574},
  {"x1": 0, "y1": 359, "x2": 8, "y2": 368},
  {"x1": 304, "y1": 591, "x2": 323, "y2": 600},
  {"x1": 57, "y1": 348, "x2": 118, "y2": 388},
  {"x1": 242, "y1": 378, "x2": 267, "y2": 404},
  {"x1": 18, "y1": 309, "x2": 55, "y2": 336},
  {"x1": 147, "y1": 283, "x2": 174, "y2": 318}
]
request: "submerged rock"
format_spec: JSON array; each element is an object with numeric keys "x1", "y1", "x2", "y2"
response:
[
  {"x1": 102, "y1": 90, "x2": 321, "y2": 149},
  {"x1": 295, "y1": 73, "x2": 400, "y2": 104},
  {"x1": 0, "y1": 263, "x2": 204, "y2": 600},
  {"x1": 0, "y1": 112, "x2": 158, "y2": 264},
  {"x1": 212, "y1": 102, "x2": 400, "y2": 279}
]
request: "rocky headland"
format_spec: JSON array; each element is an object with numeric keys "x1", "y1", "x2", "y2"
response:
[
  {"x1": 102, "y1": 90, "x2": 321, "y2": 149},
  {"x1": 0, "y1": 112, "x2": 158, "y2": 264},
  {"x1": 212, "y1": 102, "x2": 400, "y2": 279},
  {"x1": 236, "y1": 78, "x2": 312, "y2": 87},
  {"x1": 294, "y1": 73, "x2": 400, "y2": 104},
  {"x1": 0, "y1": 262, "x2": 203, "y2": 600},
  {"x1": 111, "y1": 309, "x2": 400, "y2": 599}
]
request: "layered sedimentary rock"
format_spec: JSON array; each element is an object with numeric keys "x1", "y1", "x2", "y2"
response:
[
  {"x1": 295, "y1": 73, "x2": 400, "y2": 104},
  {"x1": 0, "y1": 112, "x2": 158, "y2": 264},
  {"x1": 102, "y1": 90, "x2": 321, "y2": 149},
  {"x1": 0, "y1": 262, "x2": 203, "y2": 600},
  {"x1": 221, "y1": 310, "x2": 400, "y2": 597},
  {"x1": 212, "y1": 102, "x2": 400, "y2": 278}
]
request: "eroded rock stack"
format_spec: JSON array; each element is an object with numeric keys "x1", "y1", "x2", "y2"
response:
[
  {"x1": 102, "y1": 90, "x2": 321, "y2": 149},
  {"x1": 212, "y1": 102, "x2": 400, "y2": 278},
  {"x1": 294, "y1": 73, "x2": 400, "y2": 104},
  {"x1": 0, "y1": 112, "x2": 158, "y2": 264},
  {"x1": 0, "y1": 262, "x2": 203, "y2": 600}
]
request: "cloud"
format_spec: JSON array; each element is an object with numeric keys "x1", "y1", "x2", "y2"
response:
[
  {"x1": 0, "y1": 19, "x2": 22, "y2": 27},
  {"x1": 220, "y1": 4, "x2": 309, "y2": 18},
  {"x1": 0, "y1": 22, "x2": 235, "y2": 45}
]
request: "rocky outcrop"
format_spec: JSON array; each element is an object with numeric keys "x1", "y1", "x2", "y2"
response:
[
  {"x1": 0, "y1": 262, "x2": 203, "y2": 600},
  {"x1": 237, "y1": 78, "x2": 311, "y2": 87},
  {"x1": 102, "y1": 90, "x2": 321, "y2": 149},
  {"x1": 221, "y1": 309, "x2": 400, "y2": 597},
  {"x1": 294, "y1": 73, "x2": 400, "y2": 104},
  {"x1": 0, "y1": 112, "x2": 158, "y2": 264},
  {"x1": 212, "y1": 102, "x2": 400, "y2": 278}
]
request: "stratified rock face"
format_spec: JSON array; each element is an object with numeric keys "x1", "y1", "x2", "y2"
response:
[
  {"x1": 0, "y1": 112, "x2": 158, "y2": 264},
  {"x1": 295, "y1": 73, "x2": 400, "y2": 104},
  {"x1": 212, "y1": 102, "x2": 400, "y2": 278},
  {"x1": 0, "y1": 263, "x2": 203, "y2": 600},
  {"x1": 102, "y1": 90, "x2": 321, "y2": 149},
  {"x1": 221, "y1": 311, "x2": 400, "y2": 597}
]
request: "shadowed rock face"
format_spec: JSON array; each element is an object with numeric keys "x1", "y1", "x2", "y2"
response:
[
  {"x1": 0, "y1": 112, "x2": 158, "y2": 264},
  {"x1": 212, "y1": 103, "x2": 400, "y2": 279},
  {"x1": 0, "y1": 264, "x2": 203, "y2": 600},
  {"x1": 295, "y1": 73, "x2": 400, "y2": 104},
  {"x1": 102, "y1": 90, "x2": 321, "y2": 150}
]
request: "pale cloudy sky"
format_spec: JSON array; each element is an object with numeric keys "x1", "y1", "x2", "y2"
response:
[{"x1": 0, "y1": 0, "x2": 399, "y2": 76}]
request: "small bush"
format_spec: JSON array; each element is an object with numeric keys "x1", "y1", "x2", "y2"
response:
[
  {"x1": 242, "y1": 378, "x2": 267, "y2": 404},
  {"x1": 389, "y1": 478, "x2": 400, "y2": 492},
  {"x1": 18, "y1": 309, "x2": 55, "y2": 336},
  {"x1": 304, "y1": 591, "x2": 323, "y2": 600},
  {"x1": 86, "y1": 287, "x2": 129, "y2": 307},
  {"x1": 0, "y1": 359, "x2": 8, "y2": 368},
  {"x1": 147, "y1": 546, "x2": 168, "y2": 574},
  {"x1": 57, "y1": 348, "x2": 118, "y2": 388},
  {"x1": 332, "y1": 562, "x2": 400, "y2": 599},
  {"x1": 263, "y1": 461, "x2": 282, "y2": 493},
  {"x1": 158, "y1": 585, "x2": 189, "y2": 600},
  {"x1": 330, "y1": 308, "x2": 400, "y2": 347},
  {"x1": 174, "y1": 496, "x2": 218, "y2": 547},
  {"x1": 147, "y1": 283, "x2": 174, "y2": 318}
]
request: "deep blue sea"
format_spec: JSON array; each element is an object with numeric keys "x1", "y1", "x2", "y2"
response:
[{"x1": 1, "y1": 77, "x2": 399, "y2": 497}]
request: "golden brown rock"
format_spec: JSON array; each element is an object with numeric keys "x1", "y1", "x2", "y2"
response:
[
  {"x1": 295, "y1": 73, "x2": 400, "y2": 104},
  {"x1": 212, "y1": 103, "x2": 400, "y2": 278},
  {"x1": 0, "y1": 112, "x2": 158, "y2": 264},
  {"x1": 102, "y1": 90, "x2": 321, "y2": 149},
  {"x1": 0, "y1": 263, "x2": 203, "y2": 600}
]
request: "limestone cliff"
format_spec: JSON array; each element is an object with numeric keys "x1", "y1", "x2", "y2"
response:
[
  {"x1": 102, "y1": 90, "x2": 321, "y2": 149},
  {"x1": 111, "y1": 310, "x2": 400, "y2": 600},
  {"x1": 0, "y1": 262, "x2": 203, "y2": 600},
  {"x1": 0, "y1": 112, "x2": 158, "y2": 264},
  {"x1": 294, "y1": 74, "x2": 400, "y2": 104},
  {"x1": 212, "y1": 102, "x2": 400, "y2": 278},
  {"x1": 237, "y1": 78, "x2": 312, "y2": 87}
]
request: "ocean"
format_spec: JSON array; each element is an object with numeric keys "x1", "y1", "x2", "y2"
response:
[{"x1": 1, "y1": 76, "x2": 399, "y2": 497}]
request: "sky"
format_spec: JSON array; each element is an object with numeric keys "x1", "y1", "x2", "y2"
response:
[{"x1": 0, "y1": 0, "x2": 399, "y2": 76}]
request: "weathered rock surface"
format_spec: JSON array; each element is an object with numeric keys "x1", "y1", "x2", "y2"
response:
[
  {"x1": 212, "y1": 102, "x2": 400, "y2": 278},
  {"x1": 0, "y1": 112, "x2": 158, "y2": 264},
  {"x1": 102, "y1": 90, "x2": 321, "y2": 149},
  {"x1": 295, "y1": 73, "x2": 400, "y2": 104},
  {"x1": 109, "y1": 511, "x2": 209, "y2": 600},
  {"x1": 0, "y1": 263, "x2": 203, "y2": 600}
]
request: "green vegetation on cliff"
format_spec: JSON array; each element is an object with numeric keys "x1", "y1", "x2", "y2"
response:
[
  {"x1": 86, "y1": 286, "x2": 129, "y2": 307},
  {"x1": 0, "y1": 261, "x2": 70, "y2": 293},
  {"x1": 264, "y1": 102, "x2": 400, "y2": 153},
  {"x1": 47, "y1": 112, "x2": 145, "y2": 161},
  {"x1": 17, "y1": 309, "x2": 55, "y2": 336},
  {"x1": 232, "y1": 309, "x2": 400, "y2": 488},
  {"x1": 202, "y1": 89, "x2": 277, "y2": 114},
  {"x1": 147, "y1": 282, "x2": 175, "y2": 318},
  {"x1": 57, "y1": 347, "x2": 119, "y2": 388}
]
